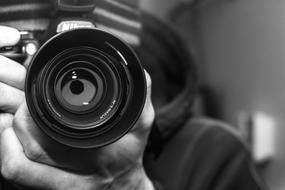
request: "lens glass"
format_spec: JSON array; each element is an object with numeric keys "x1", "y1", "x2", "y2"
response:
[
  {"x1": 55, "y1": 66, "x2": 104, "y2": 113},
  {"x1": 44, "y1": 48, "x2": 122, "y2": 129},
  {"x1": 61, "y1": 69, "x2": 96, "y2": 106}
]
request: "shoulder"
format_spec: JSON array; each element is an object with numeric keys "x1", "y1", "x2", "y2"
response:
[
  {"x1": 145, "y1": 117, "x2": 265, "y2": 190},
  {"x1": 183, "y1": 117, "x2": 250, "y2": 157}
]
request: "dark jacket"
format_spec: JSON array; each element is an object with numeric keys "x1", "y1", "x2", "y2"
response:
[{"x1": 144, "y1": 118, "x2": 267, "y2": 190}]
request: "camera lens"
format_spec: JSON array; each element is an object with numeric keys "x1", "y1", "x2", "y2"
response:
[
  {"x1": 25, "y1": 28, "x2": 146, "y2": 148},
  {"x1": 55, "y1": 66, "x2": 104, "y2": 113},
  {"x1": 60, "y1": 71, "x2": 96, "y2": 106},
  {"x1": 42, "y1": 48, "x2": 122, "y2": 131}
]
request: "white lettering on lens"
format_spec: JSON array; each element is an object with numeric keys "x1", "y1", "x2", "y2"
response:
[
  {"x1": 62, "y1": 23, "x2": 93, "y2": 31},
  {"x1": 57, "y1": 21, "x2": 95, "y2": 33},
  {"x1": 100, "y1": 100, "x2": 116, "y2": 120}
]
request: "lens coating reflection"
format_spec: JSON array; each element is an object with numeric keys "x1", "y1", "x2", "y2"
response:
[
  {"x1": 61, "y1": 78, "x2": 96, "y2": 106},
  {"x1": 55, "y1": 67, "x2": 104, "y2": 113}
]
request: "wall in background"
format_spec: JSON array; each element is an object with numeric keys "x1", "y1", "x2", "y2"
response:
[
  {"x1": 140, "y1": 0, "x2": 175, "y2": 19},
  {"x1": 196, "y1": 1, "x2": 285, "y2": 189},
  {"x1": 141, "y1": 0, "x2": 285, "y2": 189}
]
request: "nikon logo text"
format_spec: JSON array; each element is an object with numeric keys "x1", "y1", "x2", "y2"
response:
[{"x1": 57, "y1": 21, "x2": 95, "y2": 33}]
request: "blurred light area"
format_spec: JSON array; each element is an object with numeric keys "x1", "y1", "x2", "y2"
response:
[
  {"x1": 140, "y1": 0, "x2": 285, "y2": 189},
  {"x1": 252, "y1": 112, "x2": 275, "y2": 163},
  {"x1": 193, "y1": 0, "x2": 285, "y2": 188}
]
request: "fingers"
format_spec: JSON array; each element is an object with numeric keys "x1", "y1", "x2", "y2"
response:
[
  {"x1": 0, "y1": 55, "x2": 26, "y2": 90},
  {"x1": 0, "y1": 26, "x2": 20, "y2": 48},
  {"x1": 144, "y1": 70, "x2": 153, "y2": 111},
  {"x1": 0, "y1": 26, "x2": 27, "y2": 90},
  {"x1": 13, "y1": 103, "x2": 100, "y2": 172},
  {"x1": 131, "y1": 70, "x2": 155, "y2": 136},
  {"x1": 0, "y1": 57, "x2": 26, "y2": 113},
  {"x1": 0, "y1": 128, "x2": 103, "y2": 190},
  {"x1": 13, "y1": 103, "x2": 57, "y2": 166},
  {"x1": 0, "y1": 113, "x2": 13, "y2": 134},
  {"x1": 141, "y1": 70, "x2": 155, "y2": 127},
  {"x1": 0, "y1": 82, "x2": 24, "y2": 113}
]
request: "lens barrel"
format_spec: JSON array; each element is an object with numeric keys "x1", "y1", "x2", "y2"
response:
[{"x1": 25, "y1": 28, "x2": 146, "y2": 148}]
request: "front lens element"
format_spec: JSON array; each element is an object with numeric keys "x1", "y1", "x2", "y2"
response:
[
  {"x1": 25, "y1": 28, "x2": 146, "y2": 148},
  {"x1": 45, "y1": 50, "x2": 121, "y2": 128},
  {"x1": 55, "y1": 67, "x2": 104, "y2": 113}
]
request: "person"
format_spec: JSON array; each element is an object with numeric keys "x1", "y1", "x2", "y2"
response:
[
  {"x1": 138, "y1": 12, "x2": 268, "y2": 190},
  {"x1": 0, "y1": 0, "x2": 268, "y2": 190}
]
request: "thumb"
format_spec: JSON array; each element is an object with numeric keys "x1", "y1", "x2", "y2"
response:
[{"x1": 0, "y1": 26, "x2": 20, "y2": 48}]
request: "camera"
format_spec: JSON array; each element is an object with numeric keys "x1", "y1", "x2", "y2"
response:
[{"x1": 0, "y1": 0, "x2": 146, "y2": 149}]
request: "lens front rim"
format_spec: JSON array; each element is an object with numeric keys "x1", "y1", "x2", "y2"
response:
[{"x1": 25, "y1": 28, "x2": 146, "y2": 148}]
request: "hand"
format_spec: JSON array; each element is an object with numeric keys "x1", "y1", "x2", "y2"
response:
[
  {"x1": 0, "y1": 26, "x2": 24, "y2": 133},
  {"x1": 0, "y1": 26, "x2": 155, "y2": 190}
]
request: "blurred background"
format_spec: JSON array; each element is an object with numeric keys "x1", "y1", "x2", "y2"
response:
[{"x1": 140, "y1": 0, "x2": 285, "y2": 190}]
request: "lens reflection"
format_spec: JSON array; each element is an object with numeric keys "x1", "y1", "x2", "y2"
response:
[
  {"x1": 56, "y1": 68, "x2": 104, "y2": 111},
  {"x1": 61, "y1": 78, "x2": 96, "y2": 106}
]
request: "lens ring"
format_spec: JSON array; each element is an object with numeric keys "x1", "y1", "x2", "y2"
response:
[
  {"x1": 25, "y1": 28, "x2": 146, "y2": 148},
  {"x1": 42, "y1": 47, "x2": 123, "y2": 130}
]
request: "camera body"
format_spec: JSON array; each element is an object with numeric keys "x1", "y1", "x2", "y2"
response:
[
  {"x1": 0, "y1": 31, "x2": 39, "y2": 62},
  {"x1": 0, "y1": 0, "x2": 97, "y2": 60},
  {"x1": 0, "y1": 0, "x2": 146, "y2": 149}
]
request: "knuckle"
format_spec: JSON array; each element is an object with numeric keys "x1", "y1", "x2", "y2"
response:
[
  {"x1": 24, "y1": 144, "x2": 43, "y2": 162},
  {"x1": 1, "y1": 157, "x2": 21, "y2": 182},
  {"x1": 12, "y1": 114, "x2": 21, "y2": 131},
  {"x1": 12, "y1": 108, "x2": 26, "y2": 130},
  {"x1": 139, "y1": 104, "x2": 155, "y2": 129},
  {"x1": 0, "y1": 114, "x2": 13, "y2": 131},
  {"x1": 13, "y1": 117, "x2": 44, "y2": 162},
  {"x1": 144, "y1": 105, "x2": 155, "y2": 127}
]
